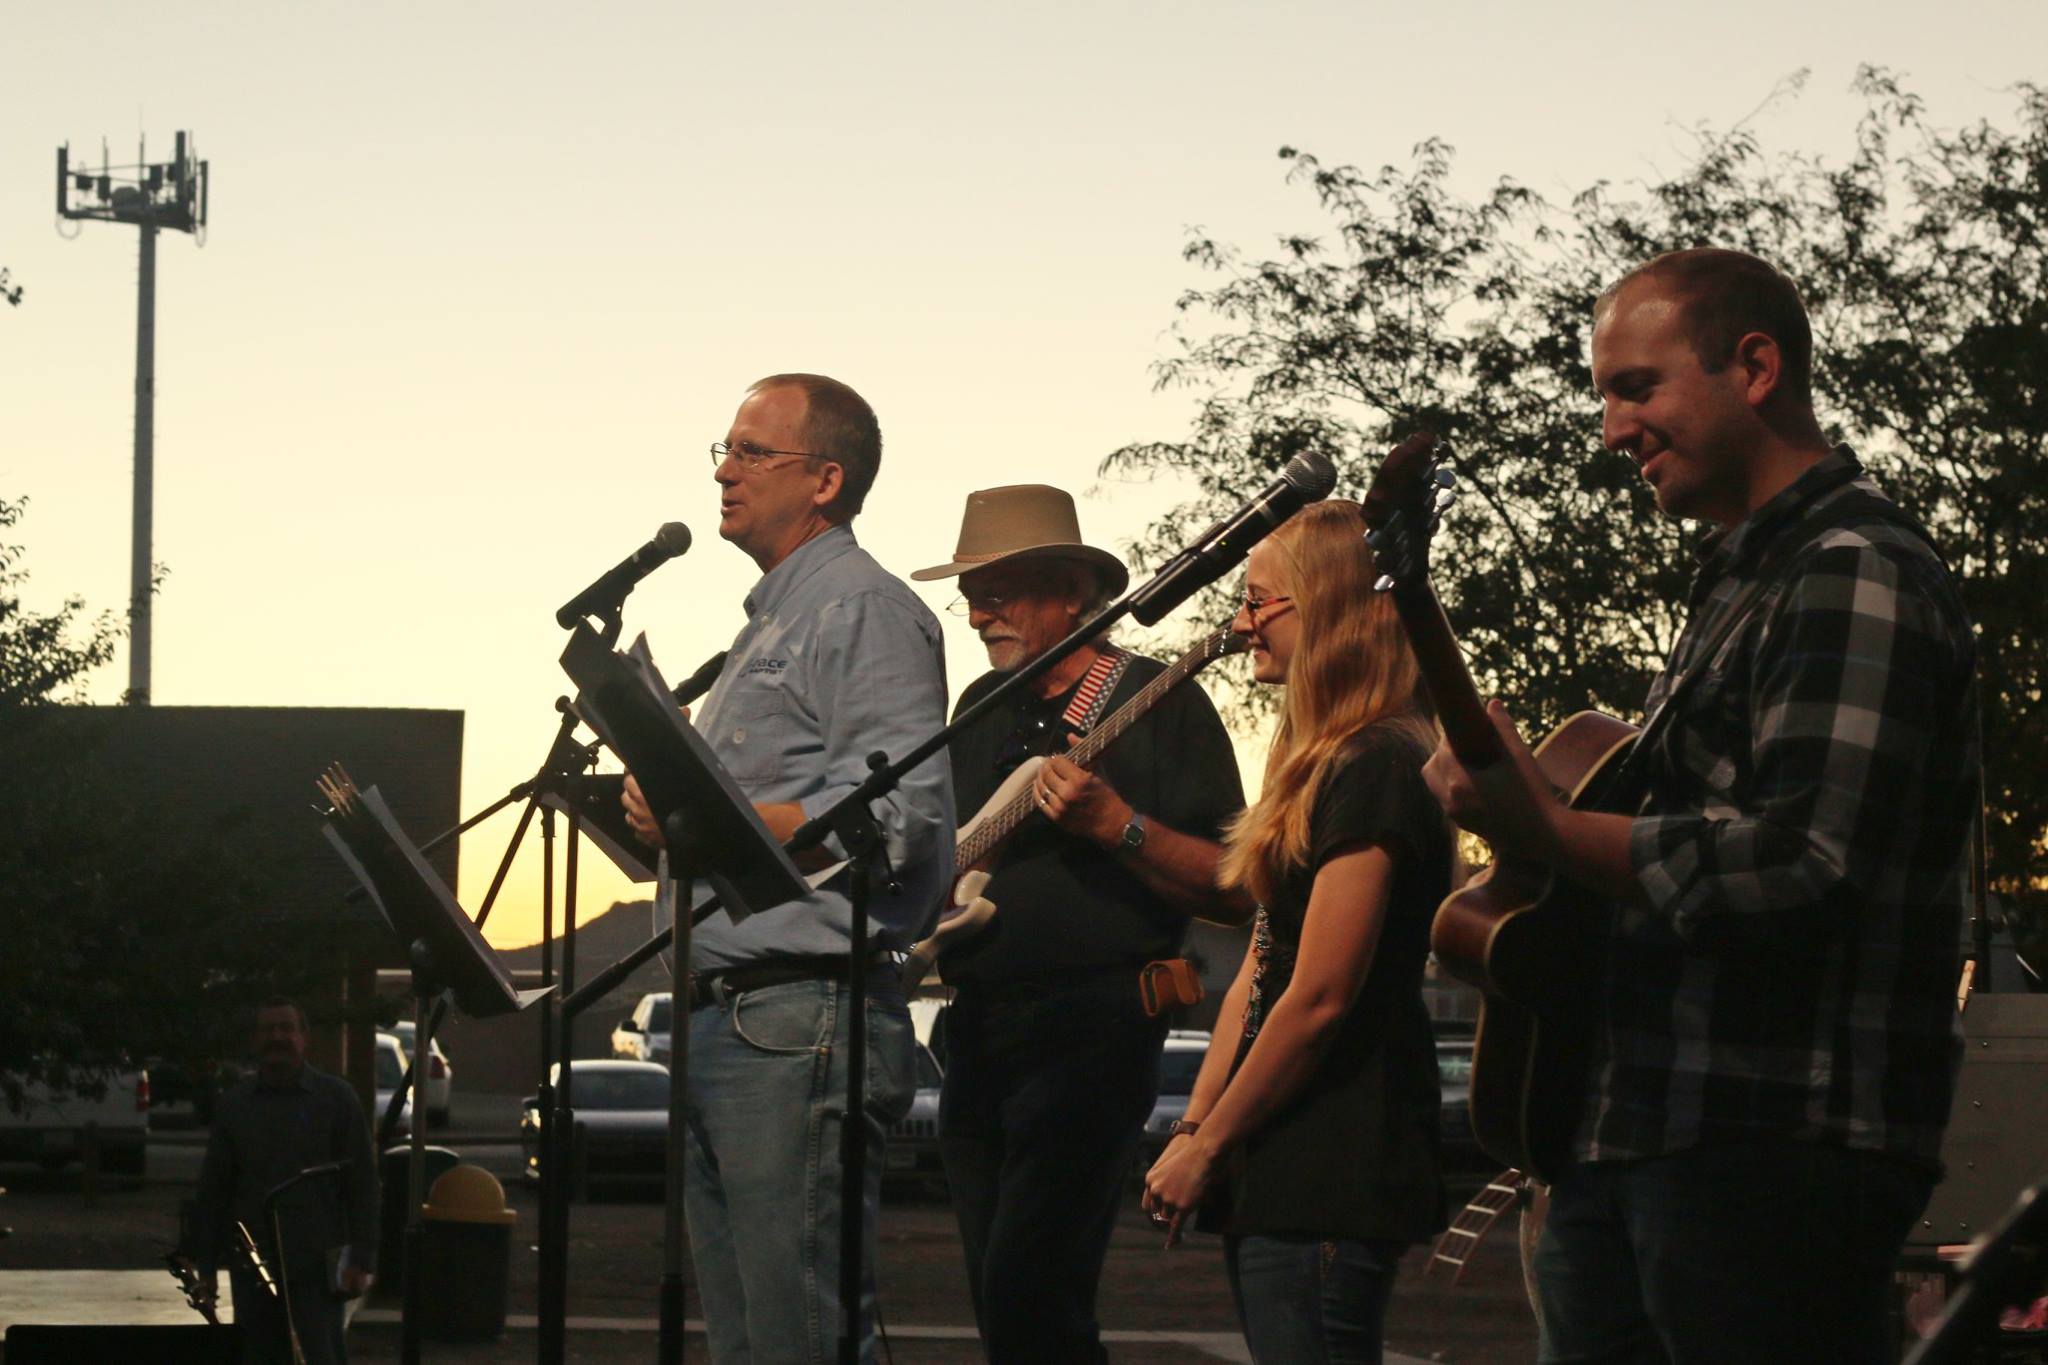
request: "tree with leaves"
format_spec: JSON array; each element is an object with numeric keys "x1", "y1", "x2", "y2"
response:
[{"x1": 1106, "y1": 68, "x2": 2047, "y2": 968}]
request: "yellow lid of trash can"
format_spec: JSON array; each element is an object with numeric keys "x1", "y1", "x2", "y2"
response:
[{"x1": 422, "y1": 1164, "x2": 517, "y2": 1225}]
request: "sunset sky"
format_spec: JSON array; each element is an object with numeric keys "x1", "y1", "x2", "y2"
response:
[{"x1": 4, "y1": 1, "x2": 2040, "y2": 949}]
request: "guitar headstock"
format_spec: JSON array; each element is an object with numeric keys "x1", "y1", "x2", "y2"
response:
[{"x1": 1361, "y1": 431, "x2": 1457, "y2": 594}]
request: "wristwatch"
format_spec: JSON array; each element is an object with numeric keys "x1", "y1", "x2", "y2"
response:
[{"x1": 1118, "y1": 813, "x2": 1148, "y2": 853}]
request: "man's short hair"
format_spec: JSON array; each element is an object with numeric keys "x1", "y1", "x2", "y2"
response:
[
  {"x1": 1597, "y1": 248, "x2": 1815, "y2": 406},
  {"x1": 254, "y1": 994, "x2": 308, "y2": 1032},
  {"x1": 747, "y1": 373, "x2": 882, "y2": 522}
]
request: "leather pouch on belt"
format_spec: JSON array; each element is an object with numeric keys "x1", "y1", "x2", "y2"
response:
[{"x1": 1139, "y1": 958, "x2": 1205, "y2": 1018}]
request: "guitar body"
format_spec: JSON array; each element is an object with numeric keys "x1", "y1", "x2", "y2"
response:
[{"x1": 1431, "y1": 710, "x2": 1639, "y2": 1182}]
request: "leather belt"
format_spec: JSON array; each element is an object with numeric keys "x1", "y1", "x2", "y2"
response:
[{"x1": 686, "y1": 953, "x2": 900, "y2": 1011}]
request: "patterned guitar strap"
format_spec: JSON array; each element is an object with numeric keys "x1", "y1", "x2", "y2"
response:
[{"x1": 1059, "y1": 643, "x2": 1131, "y2": 737}]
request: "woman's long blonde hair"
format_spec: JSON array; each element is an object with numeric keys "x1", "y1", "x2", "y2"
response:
[{"x1": 1218, "y1": 499, "x2": 1436, "y2": 906}]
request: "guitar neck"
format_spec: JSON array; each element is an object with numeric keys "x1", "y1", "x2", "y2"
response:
[
  {"x1": 956, "y1": 632, "x2": 1232, "y2": 869},
  {"x1": 1391, "y1": 583, "x2": 1506, "y2": 770}
]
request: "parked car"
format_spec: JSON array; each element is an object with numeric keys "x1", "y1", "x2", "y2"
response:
[
  {"x1": 520, "y1": 1060, "x2": 671, "y2": 1188},
  {"x1": 612, "y1": 993, "x2": 672, "y2": 1068},
  {"x1": 0, "y1": 1065, "x2": 150, "y2": 1183},
  {"x1": 885, "y1": 1043, "x2": 944, "y2": 1181},
  {"x1": 372, "y1": 1033, "x2": 413, "y2": 1139},
  {"x1": 1137, "y1": 1030, "x2": 1212, "y2": 1161},
  {"x1": 386, "y1": 1020, "x2": 454, "y2": 1126}
]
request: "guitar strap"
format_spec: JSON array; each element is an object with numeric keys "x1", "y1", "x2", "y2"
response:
[{"x1": 1060, "y1": 644, "x2": 1131, "y2": 735}]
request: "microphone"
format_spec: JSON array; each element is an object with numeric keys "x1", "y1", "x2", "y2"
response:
[
  {"x1": 1125, "y1": 450, "x2": 1338, "y2": 625},
  {"x1": 556, "y1": 523, "x2": 692, "y2": 629},
  {"x1": 671, "y1": 650, "x2": 729, "y2": 707}
]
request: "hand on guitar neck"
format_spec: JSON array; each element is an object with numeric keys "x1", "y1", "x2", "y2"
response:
[{"x1": 1421, "y1": 698, "x2": 1566, "y2": 865}]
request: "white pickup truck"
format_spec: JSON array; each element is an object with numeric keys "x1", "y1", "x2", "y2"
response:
[
  {"x1": 0, "y1": 1067, "x2": 150, "y2": 1182},
  {"x1": 610, "y1": 992, "x2": 672, "y2": 1069}
]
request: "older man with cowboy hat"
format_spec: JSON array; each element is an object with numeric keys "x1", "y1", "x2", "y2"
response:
[{"x1": 913, "y1": 484, "x2": 1246, "y2": 1364}]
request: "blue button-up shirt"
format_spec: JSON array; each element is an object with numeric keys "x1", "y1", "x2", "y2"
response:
[{"x1": 690, "y1": 524, "x2": 955, "y2": 970}]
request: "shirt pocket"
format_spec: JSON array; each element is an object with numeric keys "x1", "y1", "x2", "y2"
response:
[{"x1": 717, "y1": 689, "x2": 791, "y2": 787}]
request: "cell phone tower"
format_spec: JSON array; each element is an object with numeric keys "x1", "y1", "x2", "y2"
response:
[{"x1": 56, "y1": 131, "x2": 210, "y2": 705}]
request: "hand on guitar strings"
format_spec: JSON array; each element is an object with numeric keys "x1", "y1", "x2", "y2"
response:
[
  {"x1": 1033, "y1": 739, "x2": 1134, "y2": 850},
  {"x1": 1422, "y1": 698, "x2": 1562, "y2": 864}
]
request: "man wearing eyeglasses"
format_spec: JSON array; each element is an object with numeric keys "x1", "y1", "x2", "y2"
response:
[
  {"x1": 622, "y1": 373, "x2": 954, "y2": 1364},
  {"x1": 911, "y1": 484, "x2": 1245, "y2": 1364}
]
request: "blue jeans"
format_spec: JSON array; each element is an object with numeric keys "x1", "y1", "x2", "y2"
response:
[
  {"x1": 684, "y1": 978, "x2": 916, "y2": 1364},
  {"x1": 1534, "y1": 1141, "x2": 1934, "y2": 1364},
  {"x1": 1225, "y1": 1233, "x2": 1404, "y2": 1364}
]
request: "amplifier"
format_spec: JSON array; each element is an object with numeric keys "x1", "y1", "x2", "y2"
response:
[{"x1": 1907, "y1": 993, "x2": 2048, "y2": 1250}]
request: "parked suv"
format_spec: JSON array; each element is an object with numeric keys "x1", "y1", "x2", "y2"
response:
[
  {"x1": 612, "y1": 993, "x2": 673, "y2": 1068},
  {"x1": 1137, "y1": 1030, "x2": 1211, "y2": 1162}
]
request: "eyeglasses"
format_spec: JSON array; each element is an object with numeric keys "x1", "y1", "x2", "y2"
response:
[
  {"x1": 946, "y1": 590, "x2": 1019, "y2": 617},
  {"x1": 1240, "y1": 592, "x2": 1294, "y2": 619},
  {"x1": 709, "y1": 440, "x2": 831, "y2": 472}
]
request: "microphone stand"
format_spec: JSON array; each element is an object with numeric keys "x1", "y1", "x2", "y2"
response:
[{"x1": 347, "y1": 691, "x2": 601, "y2": 1365}]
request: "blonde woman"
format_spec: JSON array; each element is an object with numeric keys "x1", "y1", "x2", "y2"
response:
[{"x1": 1142, "y1": 499, "x2": 1452, "y2": 1364}]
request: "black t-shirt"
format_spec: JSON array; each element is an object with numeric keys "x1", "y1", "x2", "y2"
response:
[
  {"x1": 1210, "y1": 725, "x2": 1451, "y2": 1243},
  {"x1": 940, "y1": 653, "x2": 1245, "y2": 984}
]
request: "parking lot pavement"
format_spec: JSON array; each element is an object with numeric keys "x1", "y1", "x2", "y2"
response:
[{"x1": 1, "y1": 1144, "x2": 1539, "y2": 1363}]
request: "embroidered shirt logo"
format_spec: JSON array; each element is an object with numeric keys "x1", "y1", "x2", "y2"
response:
[{"x1": 743, "y1": 657, "x2": 789, "y2": 678}]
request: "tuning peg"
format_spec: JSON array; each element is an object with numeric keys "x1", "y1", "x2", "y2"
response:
[
  {"x1": 1366, "y1": 527, "x2": 1388, "y2": 550},
  {"x1": 1433, "y1": 466, "x2": 1456, "y2": 489},
  {"x1": 1373, "y1": 574, "x2": 1396, "y2": 593}
]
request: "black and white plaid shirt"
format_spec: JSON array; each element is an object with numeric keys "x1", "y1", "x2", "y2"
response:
[{"x1": 1581, "y1": 448, "x2": 1978, "y2": 1169}]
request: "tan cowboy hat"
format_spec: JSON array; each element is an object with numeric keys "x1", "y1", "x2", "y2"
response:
[{"x1": 911, "y1": 484, "x2": 1129, "y2": 595}]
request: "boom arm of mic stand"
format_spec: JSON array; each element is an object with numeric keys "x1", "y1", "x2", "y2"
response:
[{"x1": 786, "y1": 589, "x2": 1144, "y2": 857}]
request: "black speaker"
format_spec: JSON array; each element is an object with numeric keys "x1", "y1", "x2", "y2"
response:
[
  {"x1": 1907, "y1": 993, "x2": 2048, "y2": 1250},
  {"x1": 3, "y1": 1322, "x2": 237, "y2": 1363}
]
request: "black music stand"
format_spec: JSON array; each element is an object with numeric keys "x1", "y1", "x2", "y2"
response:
[
  {"x1": 555, "y1": 624, "x2": 810, "y2": 1365},
  {"x1": 321, "y1": 781, "x2": 548, "y2": 1365},
  {"x1": 538, "y1": 773, "x2": 657, "y2": 884}
]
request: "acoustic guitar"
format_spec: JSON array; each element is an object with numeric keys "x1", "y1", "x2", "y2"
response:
[
  {"x1": 899, "y1": 626, "x2": 1248, "y2": 989},
  {"x1": 1362, "y1": 431, "x2": 1639, "y2": 1182}
]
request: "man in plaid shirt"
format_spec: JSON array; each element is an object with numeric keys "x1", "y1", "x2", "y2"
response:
[{"x1": 1425, "y1": 248, "x2": 1978, "y2": 1363}]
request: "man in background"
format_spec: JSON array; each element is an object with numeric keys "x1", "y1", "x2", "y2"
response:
[{"x1": 190, "y1": 996, "x2": 377, "y2": 1365}]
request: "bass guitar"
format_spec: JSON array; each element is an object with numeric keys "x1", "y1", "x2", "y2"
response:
[
  {"x1": 900, "y1": 627, "x2": 1248, "y2": 989},
  {"x1": 1363, "y1": 432, "x2": 1638, "y2": 1182}
]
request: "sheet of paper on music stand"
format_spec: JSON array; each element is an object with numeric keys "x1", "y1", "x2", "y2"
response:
[
  {"x1": 322, "y1": 787, "x2": 550, "y2": 1018},
  {"x1": 560, "y1": 627, "x2": 809, "y2": 924}
]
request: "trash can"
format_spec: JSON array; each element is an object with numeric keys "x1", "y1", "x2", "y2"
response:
[
  {"x1": 378, "y1": 1144, "x2": 460, "y2": 1290},
  {"x1": 415, "y1": 1164, "x2": 517, "y2": 1341}
]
